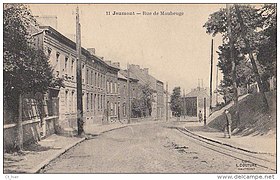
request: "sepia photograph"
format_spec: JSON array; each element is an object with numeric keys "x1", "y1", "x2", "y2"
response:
[{"x1": 2, "y1": 1, "x2": 277, "y2": 177}]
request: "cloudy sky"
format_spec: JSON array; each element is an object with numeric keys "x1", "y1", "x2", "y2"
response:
[{"x1": 28, "y1": 4, "x2": 224, "y2": 93}]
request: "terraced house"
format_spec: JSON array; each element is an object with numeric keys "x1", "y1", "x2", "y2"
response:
[{"x1": 33, "y1": 26, "x2": 120, "y2": 132}]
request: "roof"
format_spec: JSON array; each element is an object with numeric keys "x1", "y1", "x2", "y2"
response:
[
  {"x1": 119, "y1": 70, "x2": 139, "y2": 82},
  {"x1": 185, "y1": 88, "x2": 209, "y2": 98},
  {"x1": 37, "y1": 26, "x2": 119, "y2": 72},
  {"x1": 117, "y1": 71, "x2": 127, "y2": 81}
]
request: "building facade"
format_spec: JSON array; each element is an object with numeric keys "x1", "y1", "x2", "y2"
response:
[
  {"x1": 182, "y1": 87, "x2": 210, "y2": 118},
  {"x1": 156, "y1": 80, "x2": 165, "y2": 119},
  {"x1": 33, "y1": 26, "x2": 120, "y2": 132}
]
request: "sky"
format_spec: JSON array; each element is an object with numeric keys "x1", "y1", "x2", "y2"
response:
[{"x1": 28, "y1": 4, "x2": 224, "y2": 93}]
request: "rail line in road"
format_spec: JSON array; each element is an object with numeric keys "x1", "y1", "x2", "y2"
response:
[{"x1": 175, "y1": 127, "x2": 276, "y2": 172}]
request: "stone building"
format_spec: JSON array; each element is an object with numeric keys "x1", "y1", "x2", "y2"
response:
[
  {"x1": 33, "y1": 26, "x2": 119, "y2": 132},
  {"x1": 118, "y1": 70, "x2": 140, "y2": 119},
  {"x1": 104, "y1": 61, "x2": 120, "y2": 123},
  {"x1": 128, "y1": 64, "x2": 165, "y2": 120},
  {"x1": 156, "y1": 80, "x2": 165, "y2": 119},
  {"x1": 182, "y1": 87, "x2": 210, "y2": 118}
]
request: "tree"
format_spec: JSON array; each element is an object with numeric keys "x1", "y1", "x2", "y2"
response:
[
  {"x1": 257, "y1": 4, "x2": 277, "y2": 85},
  {"x1": 4, "y1": 4, "x2": 62, "y2": 151},
  {"x1": 170, "y1": 87, "x2": 182, "y2": 117},
  {"x1": 141, "y1": 84, "x2": 155, "y2": 116},
  {"x1": 203, "y1": 4, "x2": 273, "y2": 111},
  {"x1": 130, "y1": 83, "x2": 154, "y2": 118}
]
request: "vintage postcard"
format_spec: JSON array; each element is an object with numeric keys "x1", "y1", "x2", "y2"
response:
[{"x1": 3, "y1": 2, "x2": 277, "y2": 177}]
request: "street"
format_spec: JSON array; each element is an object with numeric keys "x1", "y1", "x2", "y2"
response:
[{"x1": 40, "y1": 121, "x2": 274, "y2": 173}]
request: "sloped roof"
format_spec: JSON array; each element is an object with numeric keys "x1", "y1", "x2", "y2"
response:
[
  {"x1": 119, "y1": 69, "x2": 139, "y2": 82},
  {"x1": 185, "y1": 88, "x2": 209, "y2": 98}
]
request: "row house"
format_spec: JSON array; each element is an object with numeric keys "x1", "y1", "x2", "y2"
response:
[
  {"x1": 118, "y1": 70, "x2": 140, "y2": 119},
  {"x1": 104, "y1": 61, "x2": 120, "y2": 123},
  {"x1": 33, "y1": 26, "x2": 119, "y2": 132},
  {"x1": 128, "y1": 64, "x2": 165, "y2": 119}
]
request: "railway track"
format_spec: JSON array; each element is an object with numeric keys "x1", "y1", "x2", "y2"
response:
[{"x1": 175, "y1": 127, "x2": 276, "y2": 172}]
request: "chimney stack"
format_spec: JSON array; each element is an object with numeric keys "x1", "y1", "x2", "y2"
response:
[
  {"x1": 112, "y1": 62, "x2": 120, "y2": 68},
  {"x1": 142, "y1": 68, "x2": 149, "y2": 75},
  {"x1": 105, "y1": 60, "x2": 111, "y2": 65},
  {"x1": 87, "y1": 48, "x2": 95, "y2": 55}
]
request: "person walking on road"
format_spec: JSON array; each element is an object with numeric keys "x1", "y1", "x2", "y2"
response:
[
  {"x1": 198, "y1": 110, "x2": 203, "y2": 123},
  {"x1": 224, "y1": 109, "x2": 232, "y2": 138}
]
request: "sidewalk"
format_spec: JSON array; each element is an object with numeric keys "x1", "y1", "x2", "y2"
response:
[
  {"x1": 183, "y1": 121, "x2": 276, "y2": 155},
  {"x1": 3, "y1": 122, "x2": 129, "y2": 174}
]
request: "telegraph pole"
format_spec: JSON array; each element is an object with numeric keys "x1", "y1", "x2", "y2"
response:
[
  {"x1": 183, "y1": 89, "x2": 186, "y2": 119},
  {"x1": 127, "y1": 63, "x2": 131, "y2": 124},
  {"x1": 216, "y1": 65, "x2": 219, "y2": 106},
  {"x1": 204, "y1": 97, "x2": 207, "y2": 126},
  {"x1": 209, "y1": 39, "x2": 214, "y2": 114},
  {"x1": 76, "y1": 6, "x2": 84, "y2": 136},
  {"x1": 166, "y1": 82, "x2": 168, "y2": 121}
]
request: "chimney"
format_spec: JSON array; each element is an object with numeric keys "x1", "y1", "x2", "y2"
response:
[
  {"x1": 142, "y1": 68, "x2": 149, "y2": 75},
  {"x1": 35, "y1": 15, "x2": 58, "y2": 29},
  {"x1": 105, "y1": 60, "x2": 111, "y2": 65},
  {"x1": 131, "y1": 64, "x2": 140, "y2": 69},
  {"x1": 87, "y1": 48, "x2": 95, "y2": 55},
  {"x1": 112, "y1": 62, "x2": 120, "y2": 68}
]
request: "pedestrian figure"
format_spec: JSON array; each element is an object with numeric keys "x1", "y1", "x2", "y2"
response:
[
  {"x1": 224, "y1": 109, "x2": 232, "y2": 138},
  {"x1": 198, "y1": 110, "x2": 203, "y2": 122},
  {"x1": 102, "y1": 109, "x2": 108, "y2": 124}
]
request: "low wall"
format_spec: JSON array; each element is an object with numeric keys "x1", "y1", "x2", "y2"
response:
[{"x1": 4, "y1": 116, "x2": 58, "y2": 152}]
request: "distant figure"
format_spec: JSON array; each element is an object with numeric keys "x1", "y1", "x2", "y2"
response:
[
  {"x1": 224, "y1": 109, "x2": 232, "y2": 138},
  {"x1": 102, "y1": 109, "x2": 108, "y2": 124},
  {"x1": 198, "y1": 110, "x2": 203, "y2": 123}
]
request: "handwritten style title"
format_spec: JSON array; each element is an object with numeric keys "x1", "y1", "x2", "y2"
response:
[{"x1": 106, "y1": 11, "x2": 184, "y2": 16}]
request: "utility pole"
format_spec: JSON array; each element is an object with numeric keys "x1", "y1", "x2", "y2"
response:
[
  {"x1": 216, "y1": 65, "x2": 219, "y2": 106},
  {"x1": 209, "y1": 39, "x2": 214, "y2": 114},
  {"x1": 183, "y1": 89, "x2": 186, "y2": 119},
  {"x1": 203, "y1": 97, "x2": 207, "y2": 126},
  {"x1": 166, "y1": 82, "x2": 168, "y2": 121},
  {"x1": 127, "y1": 63, "x2": 131, "y2": 124},
  {"x1": 76, "y1": 6, "x2": 84, "y2": 136}
]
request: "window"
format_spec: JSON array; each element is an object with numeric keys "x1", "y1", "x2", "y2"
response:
[
  {"x1": 94, "y1": 94, "x2": 96, "y2": 114},
  {"x1": 100, "y1": 74, "x2": 103, "y2": 88},
  {"x1": 56, "y1": 52, "x2": 60, "y2": 62},
  {"x1": 86, "y1": 69, "x2": 89, "y2": 84},
  {"x1": 107, "y1": 81, "x2": 110, "y2": 93},
  {"x1": 95, "y1": 72, "x2": 97, "y2": 86},
  {"x1": 90, "y1": 93, "x2": 93, "y2": 111},
  {"x1": 65, "y1": 90, "x2": 68, "y2": 113},
  {"x1": 72, "y1": 91, "x2": 75, "y2": 113},
  {"x1": 110, "y1": 102, "x2": 114, "y2": 115},
  {"x1": 123, "y1": 103, "x2": 126, "y2": 116},
  {"x1": 115, "y1": 82, "x2": 117, "y2": 94},
  {"x1": 91, "y1": 71, "x2": 93, "y2": 85},
  {"x1": 114, "y1": 103, "x2": 117, "y2": 116},
  {"x1": 97, "y1": 94, "x2": 100, "y2": 110},
  {"x1": 100, "y1": 95, "x2": 103, "y2": 110},
  {"x1": 86, "y1": 93, "x2": 89, "y2": 111},
  {"x1": 65, "y1": 56, "x2": 68, "y2": 70},
  {"x1": 71, "y1": 59, "x2": 75, "y2": 77},
  {"x1": 110, "y1": 82, "x2": 113, "y2": 93}
]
